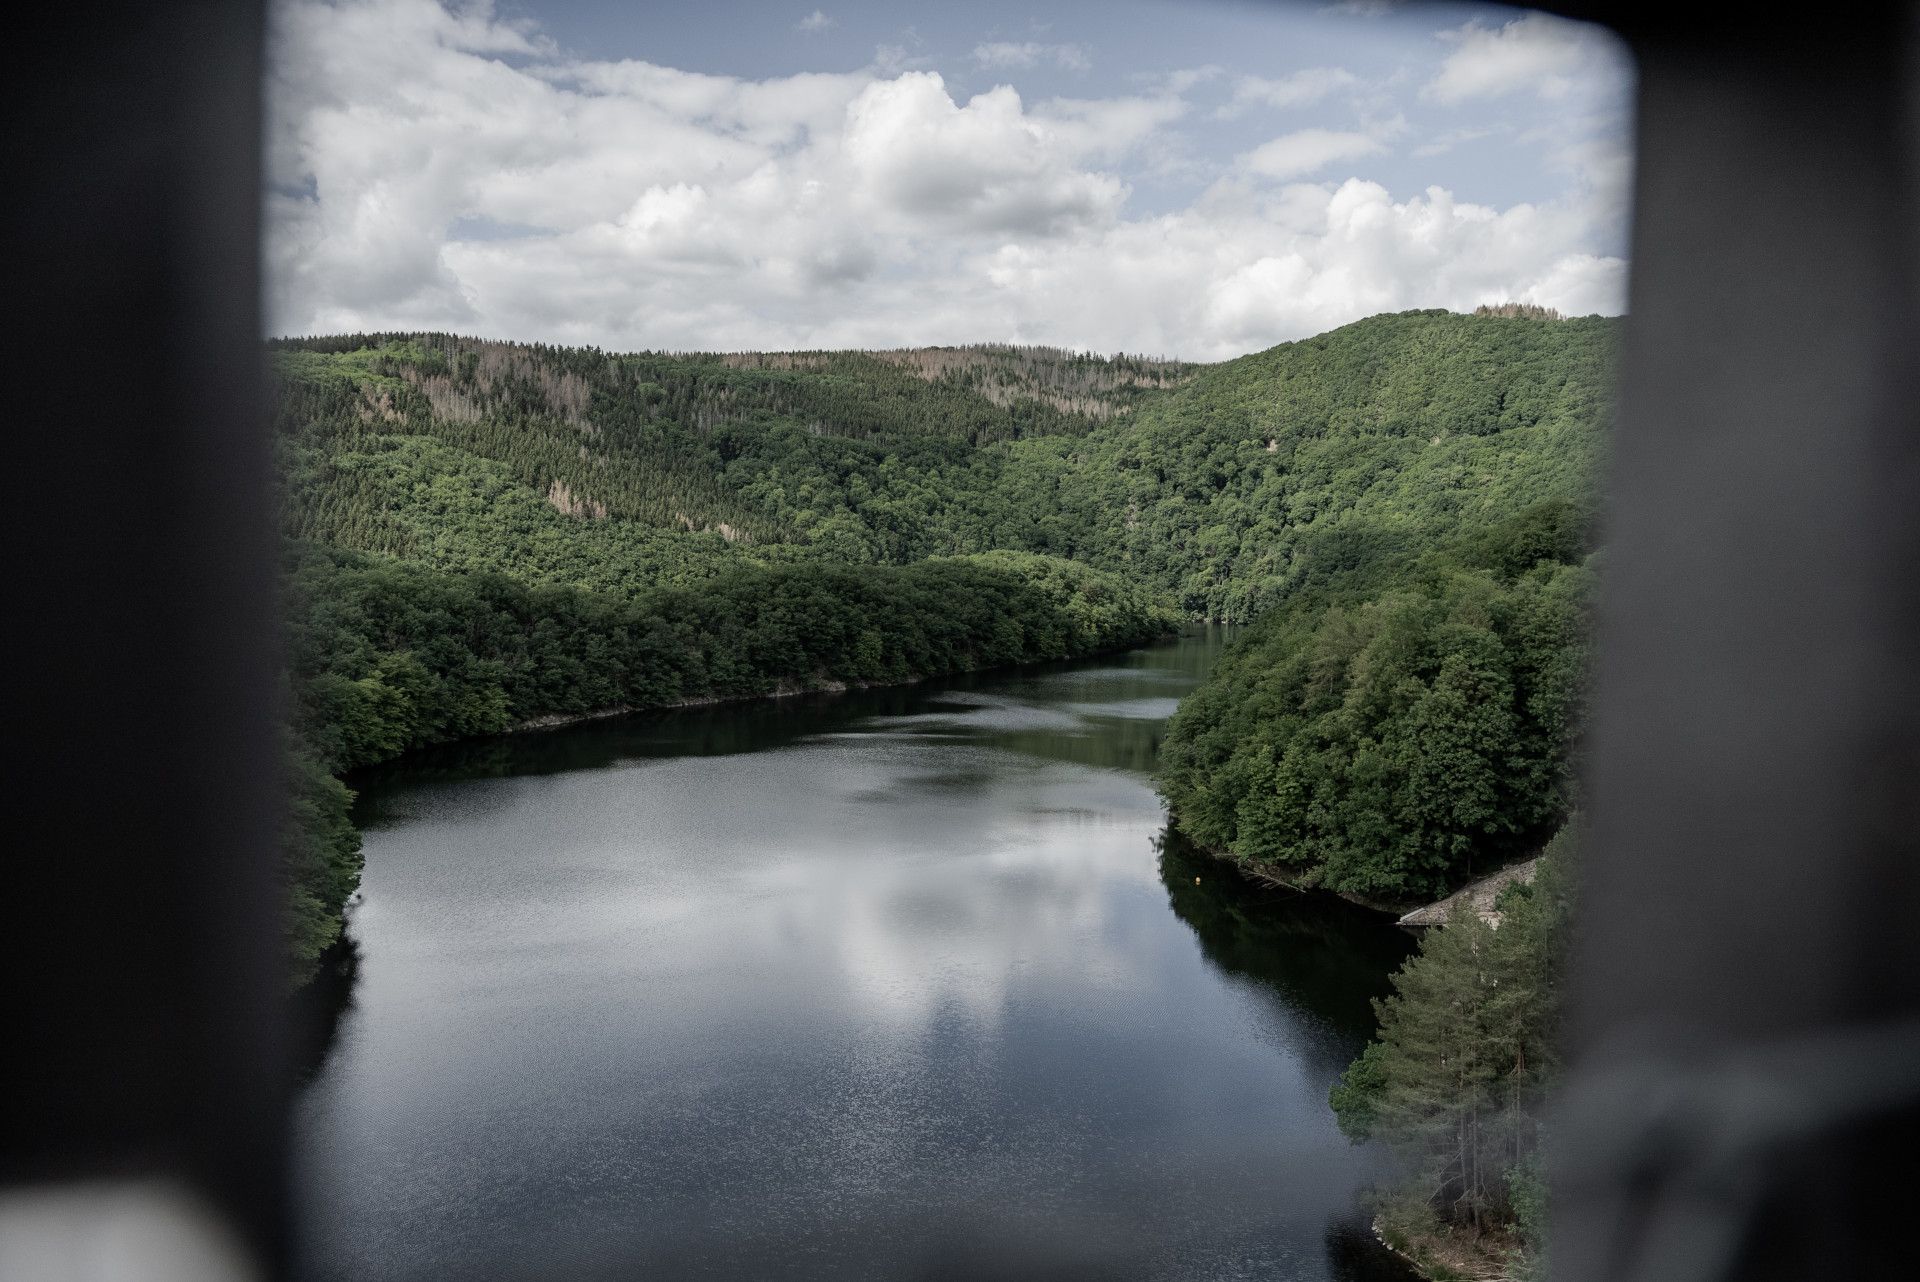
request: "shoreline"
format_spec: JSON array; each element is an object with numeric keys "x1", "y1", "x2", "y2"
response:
[
  {"x1": 308, "y1": 626, "x2": 1190, "y2": 990},
  {"x1": 1372, "y1": 1214, "x2": 1517, "y2": 1282},
  {"x1": 1174, "y1": 833, "x2": 1548, "y2": 926},
  {"x1": 1372, "y1": 1218, "x2": 1433, "y2": 1280},
  {"x1": 312, "y1": 631, "x2": 1176, "y2": 984},
  {"x1": 503, "y1": 674, "x2": 893, "y2": 736},
  {"x1": 488, "y1": 630, "x2": 1186, "y2": 739},
  {"x1": 1174, "y1": 834, "x2": 1531, "y2": 1282},
  {"x1": 1177, "y1": 839, "x2": 1421, "y2": 919}
]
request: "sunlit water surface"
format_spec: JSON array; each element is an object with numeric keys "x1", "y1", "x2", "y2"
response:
[{"x1": 298, "y1": 632, "x2": 1418, "y2": 1280}]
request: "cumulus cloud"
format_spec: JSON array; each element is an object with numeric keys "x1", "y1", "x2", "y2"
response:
[
  {"x1": 978, "y1": 180, "x2": 1624, "y2": 358},
  {"x1": 843, "y1": 74, "x2": 1126, "y2": 235},
  {"x1": 267, "y1": 0, "x2": 1628, "y2": 358},
  {"x1": 973, "y1": 41, "x2": 1091, "y2": 73},
  {"x1": 797, "y1": 9, "x2": 833, "y2": 33},
  {"x1": 1425, "y1": 13, "x2": 1625, "y2": 105}
]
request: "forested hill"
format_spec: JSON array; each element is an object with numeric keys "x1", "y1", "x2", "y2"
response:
[
  {"x1": 1037, "y1": 309, "x2": 1611, "y2": 619},
  {"x1": 1134, "y1": 324, "x2": 1601, "y2": 927},
  {"x1": 275, "y1": 308, "x2": 1613, "y2": 976},
  {"x1": 273, "y1": 336, "x2": 1190, "y2": 588},
  {"x1": 275, "y1": 309, "x2": 1611, "y2": 616}
]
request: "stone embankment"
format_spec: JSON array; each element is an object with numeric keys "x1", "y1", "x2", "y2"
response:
[{"x1": 1396, "y1": 857, "x2": 1542, "y2": 931}]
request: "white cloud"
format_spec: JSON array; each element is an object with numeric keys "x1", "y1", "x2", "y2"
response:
[
  {"x1": 1221, "y1": 67, "x2": 1358, "y2": 117},
  {"x1": 267, "y1": 0, "x2": 1628, "y2": 359},
  {"x1": 842, "y1": 74, "x2": 1127, "y2": 235},
  {"x1": 1032, "y1": 93, "x2": 1190, "y2": 161},
  {"x1": 973, "y1": 41, "x2": 1092, "y2": 73},
  {"x1": 1410, "y1": 125, "x2": 1501, "y2": 158},
  {"x1": 1425, "y1": 13, "x2": 1624, "y2": 105},
  {"x1": 873, "y1": 43, "x2": 931, "y2": 75},
  {"x1": 797, "y1": 9, "x2": 833, "y2": 33},
  {"x1": 973, "y1": 179, "x2": 1623, "y2": 358},
  {"x1": 1159, "y1": 65, "x2": 1224, "y2": 95},
  {"x1": 1240, "y1": 128, "x2": 1386, "y2": 180}
]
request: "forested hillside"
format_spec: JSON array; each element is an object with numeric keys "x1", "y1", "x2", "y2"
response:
[
  {"x1": 275, "y1": 308, "x2": 1612, "y2": 976},
  {"x1": 272, "y1": 335, "x2": 1192, "y2": 584},
  {"x1": 991, "y1": 309, "x2": 1611, "y2": 620},
  {"x1": 274, "y1": 310, "x2": 1609, "y2": 615}
]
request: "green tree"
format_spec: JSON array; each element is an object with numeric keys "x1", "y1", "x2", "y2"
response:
[{"x1": 1329, "y1": 826, "x2": 1576, "y2": 1264}]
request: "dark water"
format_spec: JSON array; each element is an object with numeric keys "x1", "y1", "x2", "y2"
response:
[{"x1": 297, "y1": 632, "x2": 1419, "y2": 1280}]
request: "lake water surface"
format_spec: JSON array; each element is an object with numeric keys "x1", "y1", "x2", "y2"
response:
[{"x1": 298, "y1": 632, "x2": 1418, "y2": 1280}]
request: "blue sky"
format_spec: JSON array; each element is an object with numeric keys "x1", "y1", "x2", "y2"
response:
[{"x1": 267, "y1": 0, "x2": 1633, "y2": 359}]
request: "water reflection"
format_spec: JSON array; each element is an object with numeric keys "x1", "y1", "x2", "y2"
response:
[
  {"x1": 293, "y1": 933, "x2": 360, "y2": 1083},
  {"x1": 350, "y1": 643, "x2": 1219, "y2": 820},
  {"x1": 299, "y1": 630, "x2": 1417, "y2": 1281},
  {"x1": 1156, "y1": 828, "x2": 1415, "y2": 1079},
  {"x1": 1326, "y1": 1214, "x2": 1428, "y2": 1282}
]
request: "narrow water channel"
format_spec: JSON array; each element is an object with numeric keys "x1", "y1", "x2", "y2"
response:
[{"x1": 297, "y1": 632, "x2": 1419, "y2": 1280}]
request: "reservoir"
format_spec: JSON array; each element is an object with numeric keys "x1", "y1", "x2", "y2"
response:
[{"x1": 297, "y1": 632, "x2": 1419, "y2": 1280}]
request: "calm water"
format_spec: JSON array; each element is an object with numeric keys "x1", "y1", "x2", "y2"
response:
[{"x1": 297, "y1": 633, "x2": 1418, "y2": 1280}]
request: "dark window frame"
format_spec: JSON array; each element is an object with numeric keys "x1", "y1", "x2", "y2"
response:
[{"x1": 8, "y1": 4, "x2": 1915, "y2": 1278}]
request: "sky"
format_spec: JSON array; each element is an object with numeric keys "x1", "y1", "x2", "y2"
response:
[{"x1": 266, "y1": 0, "x2": 1633, "y2": 360}]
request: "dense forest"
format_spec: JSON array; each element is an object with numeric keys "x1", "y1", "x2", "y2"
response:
[
  {"x1": 1158, "y1": 499, "x2": 1592, "y2": 903},
  {"x1": 274, "y1": 310, "x2": 1609, "y2": 618}
]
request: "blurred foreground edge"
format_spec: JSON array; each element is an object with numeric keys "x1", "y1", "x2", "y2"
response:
[
  {"x1": 2, "y1": 2, "x2": 287, "y2": 1279},
  {"x1": 1555, "y1": 3, "x2": 1920, "y2": 1280}
]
